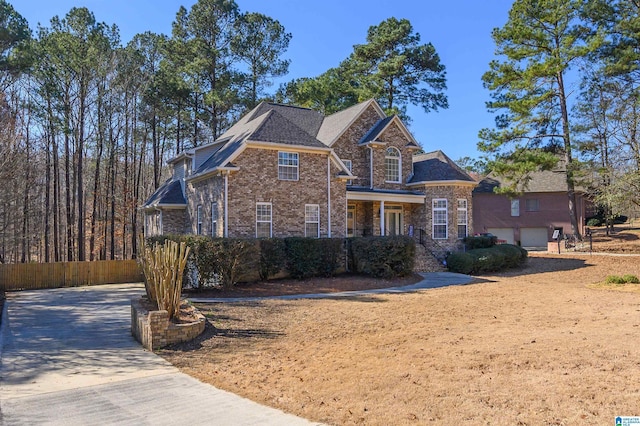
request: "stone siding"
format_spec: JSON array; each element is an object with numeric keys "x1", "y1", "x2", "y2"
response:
[
  {"x1": 226, "y1": 147, "x2": 347, "y2": 238},
  {"x1": 185, "y1": 177, "x2": 225, "y2": 236},
  {"x1": 373, "y1": 122, "x2": 414, "y2": 190},
  {"x1": 330, "y1": 104, "x2": 382, "y2": 187},
  {"x1": 421, "y1": 184, "x2": 475, "y2": 250},
  {"x1": 162, "y1": 209, "x2": 187, "y2": 235}
]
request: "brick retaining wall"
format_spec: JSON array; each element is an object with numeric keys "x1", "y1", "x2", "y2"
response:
[{"x1": 131, "y1": 298, "x2": 206, "y2": 351}]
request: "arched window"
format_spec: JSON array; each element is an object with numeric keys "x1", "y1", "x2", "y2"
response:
[{"x1": 385, "y1": 147, "x2": 401, "y2": 182}]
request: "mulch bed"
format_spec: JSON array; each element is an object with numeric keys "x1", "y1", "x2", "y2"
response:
[{"x1": 182, "y1": 273, "x2": 423, "y2": 299}]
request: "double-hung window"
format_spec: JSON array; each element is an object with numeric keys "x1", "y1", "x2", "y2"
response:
[
  {"x1": 385, "y1": 147, "x2": 401, "y2": 183},
  {"x1": 432, "y1": 199, "x2": 448, "y2": 239},
  {"x1": 511, "y1": 199, "x2": 520, "y2": 217},
  {"x1": 457, "y1": 199, "x2": 468, "y2": 239},
  {"x1": 278, "y1": 152, "x2": 299, "y2": 181},
  {"x1": 256, "y1": 203, "x2": 272, "y2": 238},
  {"x1": 211, "y1": 202, "x2": 218, "y2": 237},
  {"x1": 343, "y1": 159, "x2": 353, "y2": 186},
  {"x1": 305, "y1": 204, "x2": 320, "y2": 238},
  {"x1": 196, "y1": 205, "x2": 203, "y2": 235}
]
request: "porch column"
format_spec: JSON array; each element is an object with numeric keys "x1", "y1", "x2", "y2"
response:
[{"x1": 380, "y1": 201, "x2": 385, "y2": 236}]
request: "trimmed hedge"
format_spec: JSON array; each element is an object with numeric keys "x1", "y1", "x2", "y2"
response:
[
  {"x1": 145, "y1": 235, "x2": 259, "y2": 289},
  {"x1": 284, "y1": 237, "x2": 343, "y2": 279},
  {"x1": 258, "y1": 238, "x2": 287, "y2": 281},
  {"x1": 447, "y1": 243, "x2": 527, "y2": 275},
  {"x1": 463, "y1": 235, "x2": 497, "y2": 250},
  {"x1": 350, "y1": 236, "x2": 415, "y2": 278},
  {"x1": 146, "y1": 234, "x2": 415, "y2": 285}
]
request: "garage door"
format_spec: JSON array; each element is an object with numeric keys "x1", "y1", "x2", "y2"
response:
[
  {"x1": 487, "y1": 228, "x2": 514, "y2": 245},
  {"x1": 520, "y1": 227, "x2": 548, "y2": 249}
]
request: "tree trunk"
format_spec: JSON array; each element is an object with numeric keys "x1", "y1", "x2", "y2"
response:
[
  {"x1": 556, "y1": 69, "x2": 581, "y2": 239},
  {"x1": 77, "y1": 78, "x2": 87, "y2": 261},
  {"x1": 64, "y1": 87, "x2": 73, "y2": 261}
]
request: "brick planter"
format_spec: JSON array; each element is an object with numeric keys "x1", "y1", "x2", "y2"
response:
[{"x1": 131, "y1": 298, "x2": 206, "y2": 351}]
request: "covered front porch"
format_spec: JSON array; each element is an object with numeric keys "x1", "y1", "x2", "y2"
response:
[{"x1": 346, "y1": 187, "x2": 426, "y2": 237}]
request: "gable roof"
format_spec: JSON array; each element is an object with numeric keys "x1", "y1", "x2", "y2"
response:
[
  {"x1": 249, "y1": 110, "x2": 326, "y2": 148},
  {"x1": 316, "y1": 99, "x2": 385, "y2": 146},
  {"x1": 474, "y1": 168, "x2": 572, "y2": 194},
  {"x1": 247, "y1": 102, "x2": 324, "y2": 137},
  {"x1": 143, "y1": 179, "x2": 186, "y2": 208},
  {"x1": 409, "y1": 150, "x2": 475, "y2": 184}
]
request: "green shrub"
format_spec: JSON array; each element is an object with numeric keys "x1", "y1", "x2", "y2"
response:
[
  {"x1": 448, "y1": 244, "x2": 527, "y2": 275},
  {"x1": 208, "y1": 238, "x2": 259, "y2": 288},
  {"x1": 258, "y1": 238, "x2": 287, "y2": 281},
  {"x1": 148, "y1": 235, "x2": 259, "y2": 289},
  {"x1": 284, "y1": 237, "x2": 344, "y2": 279},
  {"x1": 468, "y1": 248, "x2": 506, "y2": 273},
  {"x1": 493, "y1": 244, "x2": 528, "y2": 268},
  {"x1": 622, "y1": 274, "x2": 640, "y2": 284},
  {"x1": 446, "y1": 252, "x2": 475, "y2": 274},
  {"x1": 463, "y1": 235, "x2": 497, "y2": 250},
  {"x1": 587, "y1": 217, "x2": 603, "y2": 227},
  {"x1": 350, "y1": 236, "x2": 415, "y2": 278},
  {"x1": 317, "y1": 238, "x2": 344, "y2": 277},
  {"x1": 605, "y1": 275, "x2": 627, "y2": 284}
]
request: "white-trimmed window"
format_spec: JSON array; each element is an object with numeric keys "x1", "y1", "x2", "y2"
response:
[
  {"x1": 343, "y1": 159, "x2": 353, "y2": 186},
  {"x1": 211, "y1": 202, "x2": 218, "y2": 237},
  {"x1": 457, "y1": 199, "x2": 468, "y2": 239},
  {"x1": 305, "y1": 204, "x2": 320, "y2": 238},
  {"x1": 196, "y1": 205, "x2": 203, "y2": 235},
  {"x1": 433, "y1": 199, "x2": 448, "y2": 239},
  {"x1": 278, "y1": 152, "x2": 299, "y2": 181},
  {"x1": 511, "y1": 199, "x2": 520, "y2": 217},
  {"x1": 256, "y1": 203, "x2": 272, "y2": 238},
  {"x1": 385, "y1": 147, "x2": 401, "y2": 183}
]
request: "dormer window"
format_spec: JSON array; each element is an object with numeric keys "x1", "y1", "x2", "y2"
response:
[{"x1": 385, "y1": 147, "x2": 401, "y2": 183}]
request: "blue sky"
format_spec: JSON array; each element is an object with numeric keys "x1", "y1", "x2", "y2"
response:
[{"x1": 15, "y1": 0, "x2": 515, "y2": 161}]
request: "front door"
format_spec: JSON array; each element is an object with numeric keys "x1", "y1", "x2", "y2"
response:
[{"x1": 384, "y1": 205, "x2": 403, "y2": 236}]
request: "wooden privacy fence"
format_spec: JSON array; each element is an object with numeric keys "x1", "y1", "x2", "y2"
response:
[{"x1": 0, "y1": 260, "x2": 144, "y2": 291}]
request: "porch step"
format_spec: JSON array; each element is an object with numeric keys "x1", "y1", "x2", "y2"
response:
[{"x1": 414, "y1": 242, "x2": 447, "y2": 273}]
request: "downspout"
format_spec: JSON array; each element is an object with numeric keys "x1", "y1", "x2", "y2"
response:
[
  {"x1": 369, "y1": 146, "x2": 374, "y2": 189},
  {"x1": 327, "y1": 156, "x2": 332, "y2": 238},
  {"x1": 224, "y1": 172, "x2": 229, "y2": 237}
]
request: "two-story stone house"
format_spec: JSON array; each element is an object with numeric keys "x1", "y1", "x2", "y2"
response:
[{"x1": 142, "y1": 99, "x2": 476, "y2": 250}]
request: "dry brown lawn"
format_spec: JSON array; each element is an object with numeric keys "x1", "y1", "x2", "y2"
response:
[{"x1": 160, "y1": 253, "x2": 640, "y2": 425}]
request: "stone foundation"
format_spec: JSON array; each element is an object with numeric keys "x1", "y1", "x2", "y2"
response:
[{"x1": 131, "y1": 298, "x2": 206, "y2": 351}]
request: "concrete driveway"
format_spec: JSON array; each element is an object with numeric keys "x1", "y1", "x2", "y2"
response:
[{"x1": 0, "y1": 284, "x2": 318, "y2": 425}]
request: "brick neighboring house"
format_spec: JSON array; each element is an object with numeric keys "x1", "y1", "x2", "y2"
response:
[
  {"x1": 142, "y1": 99, "x2": 476, "y2": 250},
  {"x1": 473, "y1": 168, "x2": 593, "y2": 249}
]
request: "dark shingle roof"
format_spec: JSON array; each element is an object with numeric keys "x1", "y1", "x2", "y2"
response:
[
  {"x1": 249, "y1": 110, "x2": 326, "y2": 148},
  {"x1": 359, "y1": 116, "x2": 395, "y2": 144},
  {"x1": 249, "y1": 103, "x2": 324, "y2": 137},
  {"x1": 195, "y1": 139, "x2": 244, "y2": 174},
  {"x1": 143, "y1": 179, "x2": 186, "y2": 207},
  {"x1": 410, "y1": 150, "x2": 475, "y2": 183},
  {"x1": 347, "y1": 186, "x2": 425, "y2": 196}
]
